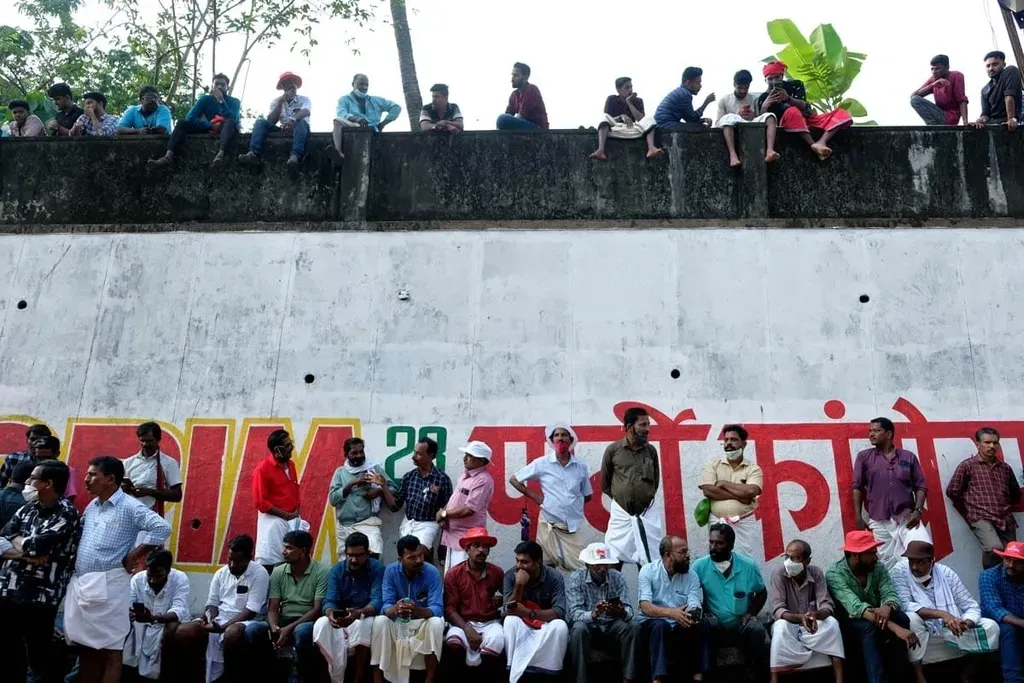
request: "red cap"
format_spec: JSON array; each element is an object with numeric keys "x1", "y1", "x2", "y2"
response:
[
  {"x1": 995, "y1": 541, "x2": 1024, "y2": 561},
  {"x1": 459, "y1": 527, "x2": 497, "y2": 550},
  {"x1": 840, "y1": 530, "x2": 883, "y2": 553},
  {"x1": 276, "y1": 72, "x2": 303, "y2": 89},
  {"x1": 763, "y1": 61, "x2": 787, "y2": 78}
]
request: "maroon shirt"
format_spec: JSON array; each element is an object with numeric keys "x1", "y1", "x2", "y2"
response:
[
  {"x1": 604, "y1": 95, "x2": 645, "y2": 119},
  {"x1": 444, "y1": 561, "x2": 504, "y2": 623},
  {"x1": 506, "y1": 84, "x2": 549, "y2": 129},
  {"x1": 852, "y1": 447, "x2": 927, "y2": 522},
  {"x1": 918, "y1": 71, "x2": 968, "y2": 125},
  {"x1": 946, "y1": 454, "x2": 1022, "y2": 531}
]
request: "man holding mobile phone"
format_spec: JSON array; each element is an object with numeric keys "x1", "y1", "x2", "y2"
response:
[
  {"x1": 124, "y1": 550, "x2": 190, "y2": 681},
  {"x1": 150, "y1": 72, "x2": 242, "y2": 168}
]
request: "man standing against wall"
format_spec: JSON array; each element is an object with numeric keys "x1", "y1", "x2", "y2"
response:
[
  {"x1": 391, "y1": 437, "x2": 452, "y2": 564},
  {"x1": 602, "y1": 407, "x2": 662, "y2": 566},
  {"x1": 253, "y1": 429, "x2": 302, "y2": 572},
  {"x1": 698, "y1": 424, "x2": 763, "y2": 558},
  {"x1": 853, "y1": 417, "x2": 930, "y2": 571},
  {"x1": 0, "y1": 423, "x2": 51, "y2": 486},
  {"x1": 439, "y1": 441, "x2": 495, "y2": 572},
  {"x1": 946, "y1": 426, "x2": 1021, "y2": 568},
  {"x1": 122, "y1": 422, "x2": 182, "y2": 541},
  {"x1": 329, "y1": 437, "x2": 396, "y2": 559},
  {"x1": 510, "y1": 422, "x2": 592, "y2": 571}
]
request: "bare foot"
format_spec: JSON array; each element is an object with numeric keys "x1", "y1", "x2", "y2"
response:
[
  {"x1": 646, "y1": 147, "x2": 665, "y2": 159},
  {"x1": 765, "y1": 150, "x2": 780, "y2": 163},
  {"x1": 729, "y1": 155, "x2": 741, "y2": 168},
  {"x1": 811, "y1": 143, "x2": 832, "y2": 160},
  {"x1": 590, "y1": 150, "x2": 607, "y2": 160}
]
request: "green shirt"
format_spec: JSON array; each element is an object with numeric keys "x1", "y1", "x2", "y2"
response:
[
  {"x1": 327, "y1": 465, "x2": 397, "y2": 526},
  {"x1": 825, "y1": 558, "x2": 901, "y2": 620},
  {"x1": 270, "y1": 559, "x2": 330, "y2": 620},
  {"x1": 692, "y1": 552, "x2": 766, "y2": 629}
]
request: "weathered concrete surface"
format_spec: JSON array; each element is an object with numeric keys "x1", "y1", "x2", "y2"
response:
[{"x1": 3, "y1": 127, "x2": 1024, "y2": 227}]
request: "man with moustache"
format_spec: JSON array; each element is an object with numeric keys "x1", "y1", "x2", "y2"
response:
[
  {"x1": 0, "y1": 423, "x2": 52, "y2": 487},
  {"x1": 122, "y1": 422, "x2": 182, "y2": 528},
  {"x1": 32, "y1": 436, "x2": 79, "y2": 504},
  {"x1": 117, "y1": 85, "x2": 173, "y2": 135},
  {"x1": 443, "y1": 527, "x2": 505, "y2": 674},
  {"x1": 329, "y1": 437, "x2": 397, "y2": 559},
  {"x1": 253, "y1": 429, "x2": 302, "y2": 572},
  {"x1": 239, "y1": 71, "x2": 312, "y2": 169},
  {"x1": 981, "y1": 541, "x2": 1024, "y2": 683},
  {"x1": 439, "y1": 441, "x2": 495, "y2": 572},
  {"x1": 123, "y1": 549, "x2": 191, "y2": 681},
  {"x1": 503, "y1": 540, "x2": 570, "y2": 683},
  {"x1": 496, "y1": 62, "x2": 549, "y2": 130},
  {"x1": 391, "y1": 437, "x2": 452, "y2": 563},
  {"x1": 638, "y1": 535, "x2": 704, "y2": 683},
  {"x1": 699, "y1": 424, "x2": 764, "y2": 558},
  {"x1": 715, "y1": 69, "x2": 781, "y2": 167},
  {"x1": 602, "y1": 407, "x2": 662, "y2": 566}
]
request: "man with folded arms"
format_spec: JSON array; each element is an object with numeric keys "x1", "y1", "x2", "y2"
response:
[{"x1": 443, "y1": 527, "x2": 505, "y2": 674}]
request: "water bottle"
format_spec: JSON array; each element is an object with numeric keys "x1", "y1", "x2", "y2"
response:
[{"x1": 520, "y1": 506, "x2": 530, "y2": 541}]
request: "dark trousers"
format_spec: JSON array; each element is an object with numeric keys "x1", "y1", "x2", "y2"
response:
[
  {"x1": 643, "y1": 618, "x2": 702, "y2": 680},
  {"x1": 1000, "y1": 621, "x2": 1024, "y2": 683},
  {"x1": 167, "y1": 118, "x2": 238, "y2": 156},
  {"x1": 568, "y1": 620, "x2": 636, "y2": 683},
  {"x1": 839, "y1": 609, "x2": 912, "y2": 683},
  {"x1": 0, "y1": 599, "x2": 60, "y2": 683},
  {"x1": 700, "y1": 615, "x2": 767, "y2": 680}
]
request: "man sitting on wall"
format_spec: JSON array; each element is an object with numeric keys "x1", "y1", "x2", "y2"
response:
[
  {"x1": 239, "y1": 71, "x2": 311, "y2": 170},
  {"x1": 503, "y1": 540, "x2": 570, "y2": 683},
  {"x1": 3, "y1": 100, "x2": 44, "y2": 137},
  {"x1": 46, "y1": 83, "x2": 83, "y2": 136},
  {"x1": 590, "y1": 77, "x2": 662, "y2": 160},
  {"x1": 714, "y1": 70, "x2": 780, "y2": 167},
  {"x1": 910, "y1": 54, "x2": 969, "y2": 126},
  {"x1": 971, "y1": 50, "x2": 1022, "y2": 131},
  {"x1": 117, "y1": 86, "x2": 173, "y2": 136},
  {"x1": 654, "y1": 66, "x2": 715, "y2": 131},
  {"x1": 124, "y1": 549, "x2": 191, "y2": 681},
  {"x1": 328, "y1": 73, "x2": 401, "y2": 166},
  {"x1": 70, "y1": 91, "x2": 119, "y2": 137},
  {"x1": 443, "y1": 527, "x2": 505, "y2": 675},
  {"x1": 980, "y1": 541, "x2": 1024, "y2": 683},
  {"x1": 497, "y1": 62, "x2": 549, "y2": 131},
  {"x1": 149, "y1": 73, "x2": 241, "y2": 168},
  {"x1": 420, "y1": 84, "x2": 464, "y2": 133},
  {"x1": 756, "y1": 61, "x2": 852, "y2": 160}
]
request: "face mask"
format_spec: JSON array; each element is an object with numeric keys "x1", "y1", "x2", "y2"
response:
[
  {"x1": 633, "y1": 432, "x2": 649, "y2": 446},
  {"x1": 554, "y1": 441, "x2": 571, "y2": 456},
  {"x1": 22, "y1": 486, "x2": 39, "y2": 504},
  {"x1": 352, "y1": 89, "x2": 368, "y2": 100},
  {"x1": 912, "y1": 571, "x2": 932, "y2": 584},
  {"x1": 713, "y1": 559, "x2": 732, "y2": 574},
  {"x1": 783, "y1": 558, "x2": 804, "y2": 577},
  {"x1": 726, "y1": 446, "x2": 745, "y2": 462}
]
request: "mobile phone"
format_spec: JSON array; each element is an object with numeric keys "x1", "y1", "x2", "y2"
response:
[
  {"x1": 132, "y1": 602, "x2": 146, "y2": 615},
  {"x1": 607, "y1": 597, "x2": 621, "y2": 606},
  {"x1": 772, "y1": 83, "x2": 785, "y2": 91}
]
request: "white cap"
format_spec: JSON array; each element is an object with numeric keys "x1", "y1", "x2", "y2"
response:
[
  {"x1": 579, "y1": 542, "x2": 618, "y2": 565},
  {"x1": 458, "y1": 441, "x2": 493, "y2": 462}
]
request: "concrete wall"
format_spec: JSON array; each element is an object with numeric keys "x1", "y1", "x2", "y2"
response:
[
  {"x1": 2, "y1": 228, "x2": 1023, "y2": 613},
  {"x1": 2, "y1": 127, "x2": 1024, "y2": 227}
]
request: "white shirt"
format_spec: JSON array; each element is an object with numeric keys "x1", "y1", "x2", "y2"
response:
[
  {"x1": 206, "y1": 562, "x2": 270, "y2": 624},
  {"x1": 130, "y1": 568, "x2": 192, "y2": 622},
  {"x1": 122, "y1": 451, "x2": 182, "y2": 510},
  {"x1": 514, "y1": 454, "x2": 592, "y2": 532},
  {"x1": 269, "y1": 94, "x2": 311, "y2": 124}
]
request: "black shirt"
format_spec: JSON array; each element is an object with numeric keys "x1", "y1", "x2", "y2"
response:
[
  {"x1": 755, "y1": 80, "x2": 812, "y2": 119},
  {"x1": 52, "y1": 105, "x2": 85, "y2": 134},
  {"x1": 981, "y1": 65, "x2": 1023, "y2": 123}
]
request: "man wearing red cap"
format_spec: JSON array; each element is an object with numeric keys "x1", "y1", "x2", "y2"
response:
[
  {"x1": 239, "y1": 72, "x2": 310, "y2": 171},
  {"x1": 442, "y1": 527, "x2": 505, "y2": 675},
  {"x1": 980, "y1": 540, "x2": 1024, "y2": 683},
  {"x1": 825, "y1": 530, "x2": 917, "y2": 683},
  {"x1": 756, "y1": 61, "x2": 852, "y2": 161}
]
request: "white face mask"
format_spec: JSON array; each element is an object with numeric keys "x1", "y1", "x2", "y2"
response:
[
  {"x1": 912, "y1": 571, "x2": 932, "y2": 585},
  {"x1": 725, "y1": 446, "x2": 745, "y2": 462},
  {"x1": 783, "y1": 557, "x2": 805, "y2": 577},
  {"x1": 22, "y1": 486, "x2": 39, "y2": 504},
  {"x1": 713, "y1": 559, "x2": 732, "y2": 574}
]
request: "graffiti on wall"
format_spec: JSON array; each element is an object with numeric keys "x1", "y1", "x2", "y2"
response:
[{"x1": 2, "y1": 397, "x2": 1022, "y2": 572}]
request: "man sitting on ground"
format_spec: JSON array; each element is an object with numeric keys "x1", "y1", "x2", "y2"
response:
[
  {"x1": 70, "y1": 91, "x2": 119, "y2": 136},
  {"x1": 910, "y1": 54, "x2": 969, "y2": 126},
  {"x1": 3, "y1": 100, "x2": 44, "y2": 137},
  {"x1": 312, "y1": 531, "x2": 384, "y2": 683},
  {"x1": 756, "y1": 61, "x2": 852, "y2": 160},
  {"x1": 972, "y1": 50, "x2": 1022, "y2": 131},
  {"x1": 239, "y1": 71, "x2": 311, "y2": 170},
  {"x1": 443, "y1": 527, "x2": 505, "y2": 674},
  {"x1": 497, "y1": 62, "x2": 549, "y2": 130},
  {"x1": 117, "y1": 85, "x2": 173, "y2": 136},
  {"x1": 715, "y1": 70, "x2": 780, "y2": 166},
  {"x1": 591, "y1": 77, "x2": 663, "y2": 160},
  {"x1": 980, "y1": 541, "x2": 1024, "y2": 683},
  {"x1": 503, "y1": 540, "x2": 570, "y2": 683},
  {"x1": 124, "y1": 549, "x2": 191, "y2": 681},
  {"x1": 654, "y1": 67, "x2": 715, "y2": 131},
  {"x1": 420, "y1": 83, "x2": 464, "y2": 133},
  {"x1": 150, "y1": 73, "x2": 241, "y2": 167},
  {"x1": 373, "y1": 535, "x2": 445, "y2": 683}
]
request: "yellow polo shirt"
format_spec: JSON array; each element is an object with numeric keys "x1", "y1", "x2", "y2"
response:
[{"x1": 699, "y1": 459, "x2": 763, "y2": 518}]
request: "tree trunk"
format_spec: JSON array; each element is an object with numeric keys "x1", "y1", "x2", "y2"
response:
[{"x1": 389, "y1": 0, "x2": 422, "y2": 130}]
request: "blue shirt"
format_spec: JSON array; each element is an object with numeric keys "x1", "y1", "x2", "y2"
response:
[
  {"x1": 514, "y1": 454, "x2": 592, "y2": 533},
  {"x1": 654, "y1": 86, "x2": 702, "y2": 126},
  {"x1": 381, "y1": 561, "x2": 443, "y2": 617},
  {"x1": 692, "y1": 552, "x2": 766, "y2": 629},
  {"x1": 118, "y1": 104, "x2": 173, "y2": 131},
  {"x1": 324, "y1": 558, "x2": 384, "y2": 613},
  {"x1": 335, "y1": 93, "x2": 401, "y2": 131},
  {"x1": 185, "y1": 94, "x2": 242, "y2": 130},
  {"x1": 75, "y1": 489, "x2": 171, "y2": 574},
  {"x1": 637, "y1": 559, "x2": 704, "y2": 622},
  {"x1": 980, "y1": 564, "x2": 1024, "y2": 623}
]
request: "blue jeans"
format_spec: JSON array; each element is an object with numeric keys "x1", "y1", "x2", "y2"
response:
[
  {"x1": 244, "y1": 620, "x2": 317, "y2": 680},
  {"x1": 840, "y1": 610, "x2": 912, "y2": 683},
  {"x1": 496, "y1": 113, "x2": 539, "y2": 130},
  {"x1": 249, "y1": 117, "x2": 309, "y2": 156},
  {"x1": 1001, "y1": 621, "x2": 1024, "y2": 683}
]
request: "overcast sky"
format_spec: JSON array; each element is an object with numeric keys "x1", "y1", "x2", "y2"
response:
[{"x1": 25, "y1": 0, "x2": 1022, "y2": 130}]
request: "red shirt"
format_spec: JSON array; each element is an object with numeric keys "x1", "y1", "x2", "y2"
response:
[
  {"x1": 505, "y1": 84, "x2": 549, "y2": 129},
  {"x1": 444, "y1": 561, "x2": 504, "y2": 622},
  {"x1": 251, "y1": 456, "x2": 300, "y2": 513},
  {"x1": 945, "y1": 454, "x2": 1022, "y2": 531},
  {"x1": 919, "y1": 71, "x2": 968, "y2": 125}
]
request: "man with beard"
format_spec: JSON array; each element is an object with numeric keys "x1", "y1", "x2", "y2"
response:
[
  {"x1": 117, "y1": 85, "x2": 173, "y2": 135},
  {"x1": 503, "y1": 540, "x2": 570, "y2": 683},
  {"x1": 853, "y1": 417, "x2": 930, "y2": 571},
  {"x1": 693, "y1": 523, "x2": 768, "y2": 682},
  {"x1": 511, "y1": 422, "x2": 593, "y2": 571},
  {"x1": 391, "y1": 437, "x2": 452, "y2": 564},
  {"x1": 715, "y1": 70, "x2": 780, "y2": 167},
  {"x1": 496, "y1": 62, "x2": 549, "y2": 130},
  {"x1": 123, "y1": 549, "x2": 191, "y2": 681},
  {"x1": 329, "y1": 437, "x2": 397, "y2": 559},
  {"x1": 0, "y1": 423, "x2": 51, "y2": 487},
  {"x1": 439, "y1": 442, "x2": 495, "y2": 572},
  {"x1": 442, "y1": 527, "x2": 505, "y2": 674},
  {"x1": 826, "y1": 530, "x2": 918, "y2": 683},
  {"x1": 971, "y1": 50, "x2": 1022, "y2": 131},
  {"x1": 699, "y1": 424, "x2": 763, "y2": 558},
  {"x1": 253, "y1": 429, "x2": 302, "y2": 572},
  {"x1": 756, "y1": 61, "x2": 853, "y2": 160},
  {"x1": 566, "y1": 542, "x2": 636, "y2": 683},
  {"x1": 122, "y1": 422, "x2": 183, "y2": 529},
  {"x1": 980, "y1": 541, "x2": 1024, "y2": 683},
  {"x1": 602, "y1": 407, "x2": 662, "y2": 567},
  {"x1": 910, "y1": 54, "x2": 969, "y2": 126},
  {"x1": 3, "y1": 99, "x2": 44, "y2": 136},
  {"x1": 638, "y1": 535, "x2": 704, "y2": 683}
]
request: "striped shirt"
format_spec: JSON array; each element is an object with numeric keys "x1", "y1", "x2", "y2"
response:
[
  {"x1": 565, "y1": 567, "x2": 632, "y2": 624},
  {"x1": 76, "y1": 489, "x2": 170, "y2": 574}
]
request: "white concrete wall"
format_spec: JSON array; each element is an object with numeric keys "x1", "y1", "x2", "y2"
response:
[{"x1": 1, "y1": 228, "x2": 1023, "y2": 614}]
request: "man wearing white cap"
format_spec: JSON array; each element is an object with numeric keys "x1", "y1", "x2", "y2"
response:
[
  {"x1": 439, "y1": 441, "x2": 495, "y2": 573},
  {"x1": 566, "y1": 542, "x2": 637, "y2": 683},
  {"x1": 510, "y1": 423, "x2": 593, "y2": 571}
]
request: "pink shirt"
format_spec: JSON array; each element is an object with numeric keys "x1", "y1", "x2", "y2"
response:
[
  {"x1": 920, "y1": 71, "x2": 968, "y2": 125},
  {"x1": 441, "y1": 466, "x2": 494, "y2": 547},
  {"x1": 65, "y1": 466, "x2": 79, "y2": 499}
]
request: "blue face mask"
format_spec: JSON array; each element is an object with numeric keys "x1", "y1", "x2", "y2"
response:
[{"x1": 352, "y1": 89, "x2": 368, "y2": 100}]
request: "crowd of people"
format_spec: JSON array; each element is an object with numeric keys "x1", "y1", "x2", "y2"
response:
[
  {"x1": 2, "y1": 51, "x2": 1021, "y2": 169},
  {"x1": 1, "y1": 409, "x2": 1024, "y2": 683}
]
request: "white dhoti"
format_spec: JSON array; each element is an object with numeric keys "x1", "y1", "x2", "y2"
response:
[
  {"x1": 710, "y1": 511, "x2": 760, "y2": 560},
  {"x1": 445, "y1": 548, "x2": 468, "y2": 573},
  {"x1": 337, "y1": 516, "x2": 385, "y2": 556},
  {"x1": 204, "y1": 619, "x2": 259, "y2": 683},
  {"x1": 868, "y1": 518, "x2": 932, "y2": 571},
  {"x1": 604, "y1": 500, "x2": 663, "y2": 565},
  {"x1": 255, "y1": 513, "x2": 309, "y2": 566},
  {"x1": 600, "y1": 114, "x2": 657, "y2": 139},
  {"x1": 370, "y1": 615, "x2": 444, "y2": 683},
  {"x1": 399, "y1": 518, "x2": 441, "y2": 551},
  {"x1": 537, "y1": 520, "x2": 585, "y2": 571},
  {"x1": 124, "y1": 621, "x2": 166, "y2": 678},
  {"x1": 769, "y1": 617, "x2": 845, "y2": 671},
  {"x1": 503, "y1": 616, "x2": 569, "y2": 683},
  {"x1": 716, "y1": 112, "x2": 777, "y2": 127},
  {"x1": 312, "y1": 615, "x2": 375, "y2": 683},
  {"x1": 445, "y1": 619, "x2": 505, "y2": 666},
  {"x1": 65, "y1": 569, "x2": 133, "y2": 651},
  {"x1": 907, "y1": 613, "x2": 1000, "y2": 662}
]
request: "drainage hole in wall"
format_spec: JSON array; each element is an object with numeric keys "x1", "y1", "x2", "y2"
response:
[
  {"x1": 670, "y1": 369, "x2": 681, "y2": 379},
  {"x1": 859, "y1": 294, "x2": 870, "y2": 304},
  {"x1": 190, "y1": 519, "x2": 202, "y2": 530},
  {"x1": 16, "y1": 300, "x2": 27, "y2": 310},
  {"x1": 304, "y1": 374, "x2": 315, "y2": 384}
]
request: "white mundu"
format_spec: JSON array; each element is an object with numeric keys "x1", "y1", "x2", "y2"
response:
[
  {"x1": 504, "y1": 615, "x2": 569, "y2": 683},
  {"x1": 370, "y1": 615, "x2": 444, "y2": 683},
  {"x1": 312, "y1": 615, "x2": 374, "y2": 683},
  {"x1": 769, "y1": 617, "x2": 845, "y2": 671}
]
